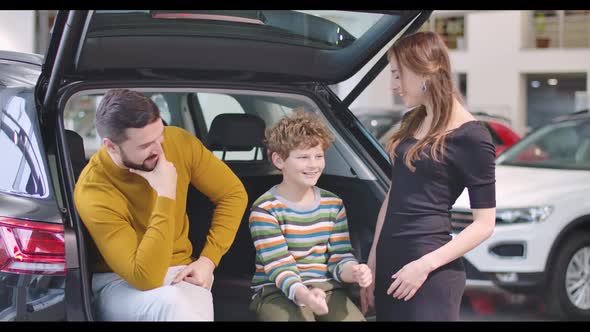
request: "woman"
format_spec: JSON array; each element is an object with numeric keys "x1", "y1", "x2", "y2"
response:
[{"x1": 360, "y1": 31, "x2": 497, "y2": 321}]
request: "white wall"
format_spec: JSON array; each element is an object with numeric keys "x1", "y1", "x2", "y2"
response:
[{"x1": 0, "y1": 11, "x2": 35, "y2": 53}]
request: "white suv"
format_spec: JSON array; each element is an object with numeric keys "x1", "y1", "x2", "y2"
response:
[{"x1": 452, "y1": 110, "x2": 590, "y2": 320}]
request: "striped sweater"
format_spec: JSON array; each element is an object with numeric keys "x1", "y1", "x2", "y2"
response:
[{"x1": 249, "y1": 185, "x2": 358, "y2": 302}]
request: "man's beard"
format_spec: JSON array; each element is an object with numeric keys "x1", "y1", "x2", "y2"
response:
[{"x1": 120, "y1": 148, "x2": 158, "y2": 172}]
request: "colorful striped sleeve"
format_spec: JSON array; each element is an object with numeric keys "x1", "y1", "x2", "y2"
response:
[
  {"x1": 327, "y1": 204, "x2": 358, "y2": 283},
  {"x1": 249, "y1": 206, "x2": 305, "y2": 301}
]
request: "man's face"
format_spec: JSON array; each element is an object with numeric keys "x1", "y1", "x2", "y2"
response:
[{"x1": 114, "y1": 119, "x2": 165, "y2": 172}]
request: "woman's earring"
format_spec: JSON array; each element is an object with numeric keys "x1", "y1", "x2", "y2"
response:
[{"x1": 421, "y1": 81, "x2": 427, "y2": 93}]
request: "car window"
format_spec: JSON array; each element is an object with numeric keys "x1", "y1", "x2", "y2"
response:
[
  {"x1": 497, "y1": 118, "x2": 590, "y2": 170},
  {"x1": 64, "y1": 88, "x2": 364, "y2": 179},
  {"x1": 150, "y1": 93, "x2": 171, "y2": 125},
  {"x1": 64, "y1": 92, "x2": 193, "y2": 159},
  {"x1": 92, "y1": 10, "x2": 386, "y2": 50},
  {"x1": 0, "y1": 93, "x2": 49, "y2": 197},
  {"x1": 197, "y1": 92, "x2": 261, "y2": 161}
]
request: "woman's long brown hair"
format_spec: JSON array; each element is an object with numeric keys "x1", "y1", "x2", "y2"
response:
[{"x1": 385, "y1": 31, "x2": 464, "y2": 172}]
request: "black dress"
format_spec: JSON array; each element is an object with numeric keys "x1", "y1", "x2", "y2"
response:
[{"x1": 375, "y1": 120, "x2": 496, "y2": 321}]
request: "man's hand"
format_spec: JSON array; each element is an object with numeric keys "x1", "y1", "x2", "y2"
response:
[
  {"x1": 295, "y1": 286, "x2": 329, "y2": 316},
  {"x1": 171, "y1": 256, "x2": 215, "y2": 290},
  {"x1": 129, "y1": 152, "x2": 177, "y2": 200}
]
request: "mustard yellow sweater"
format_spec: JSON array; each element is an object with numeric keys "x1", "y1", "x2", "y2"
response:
[{"x1": 74, "y1": 126, "x2": 247, "y2": 291}]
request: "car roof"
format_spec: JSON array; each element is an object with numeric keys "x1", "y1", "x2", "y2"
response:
[
  {"x1": 0, "y1": 51, "x2": 43, "y2": 87},
  {"x1": 552, "y1": 109, "x2": 590, "y2": 123},
  {"x1": 0, "y1": 50, "x2": 43, "y2": 67}
]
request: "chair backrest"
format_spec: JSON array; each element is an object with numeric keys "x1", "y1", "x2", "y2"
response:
[
  {"x1": 204, "y1": 113, "x2": 277, "y2": 176},
  {"x1": 189, "y1": 113, "x2": 277, "y2": 278},
  {"x1": 65, "y1": 129, "x2": 87, "y2": 180},
  {"x1": 204, "y1": 113, "x2": 266, "y2": 160}
]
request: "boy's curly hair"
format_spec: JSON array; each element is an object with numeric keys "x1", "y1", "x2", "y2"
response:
[{"x1": 265, "y1": 108, "x2": 335, "y2": 160}]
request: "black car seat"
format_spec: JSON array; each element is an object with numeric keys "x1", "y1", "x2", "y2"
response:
[
  {"x1": 187, "y1": 113, "x2": 279, "y2": 321},
  {"x1": 65, "y1": 129, "x2": 88, "y2": 181}
]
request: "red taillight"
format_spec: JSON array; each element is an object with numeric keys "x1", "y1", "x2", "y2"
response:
[{"x1": 0, "y1": 216, "x2": 65, "y2": 275}]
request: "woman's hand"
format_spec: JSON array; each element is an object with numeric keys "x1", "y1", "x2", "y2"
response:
[{"x1": 387, "y1": 257, "x2": 433, "y2": 301}]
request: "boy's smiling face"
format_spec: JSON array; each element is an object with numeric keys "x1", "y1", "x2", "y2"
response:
[{"x1": 272, "y1": 144, "x2": 325, "y2": 189}]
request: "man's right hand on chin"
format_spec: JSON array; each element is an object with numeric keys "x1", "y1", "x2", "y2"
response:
[{"x1": 129, "y1": 152, "x2": 178, "y2": 200}]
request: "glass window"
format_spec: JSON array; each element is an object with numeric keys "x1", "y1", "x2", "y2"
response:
[
  {"x1": 198, "y1": 93, "x2": 245, "y2": 128},
  {"x1": 497, "y1": 117, "x2": 590, "y2": 170},
  {"x1": 150, "y1": 94, "x2": 171, "y2": 125},
  {"x1": 526, "y1": 73, "x2": 588, "y2": 130},
  {"x1": 532, "y1": 10, "x2": 559, "y2": 48},
  {"x1": 434, "y1": 15, "x2": 466, "y2": 50},
  {"x1": 92, "y1": 10, "x2": 388, "y2": 50},
  {"x1": 564, "y1": 10, "x2": 590, "y2": 48},
  {"x1": 398, "y1": 13, "x2": 466, "y2": 50},
  {"x1": 196, "y1": 92, "x2": 260, "y2": 161},
  {"x1": 63, "y1": 95, "x2": 102, "y2": 158},
  {"x1": 0, "y1": 61, "x2": 40, "y2": 87},
  {"x1": 529, "y1": 10, "x2": 590, "y2": 49},
  {"x1": 64, "y1": 92, "x2": 191, "y2": 158},
  {"x1": 0, "y1": 95, "x2": 48, "y2": 197}
]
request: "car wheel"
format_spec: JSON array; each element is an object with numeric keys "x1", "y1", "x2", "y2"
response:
[{"x1": 547, "y1": 232, "x2": 590, "y2": 320}]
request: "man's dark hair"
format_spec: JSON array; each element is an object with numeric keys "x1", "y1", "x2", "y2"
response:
[{"x1": 95, "y1": 89, "x2": 160, "y2": 144}]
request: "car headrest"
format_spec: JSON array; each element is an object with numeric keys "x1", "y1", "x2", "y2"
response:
[
  {"x1": 204, "y1": 114, "x2": 266, "y2": 152},
  {"x1": 65, "y1": 129, "x2": 87, "y2": 180},
  {"x1": 66, "y1": 130, "x2": 85, "y2": 163}
]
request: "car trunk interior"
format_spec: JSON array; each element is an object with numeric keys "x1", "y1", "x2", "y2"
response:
[{"x1": 62, "y1": 85, "x2": 385, "y2": 321}]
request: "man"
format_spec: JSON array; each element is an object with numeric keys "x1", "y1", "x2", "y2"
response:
[{"x1": 74, "y1": 89, "x2": 248, "y2": 321}]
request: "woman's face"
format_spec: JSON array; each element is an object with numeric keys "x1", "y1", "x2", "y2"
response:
[{"x1": 389, "y1": 56, "x2": 426, "y2": 108}]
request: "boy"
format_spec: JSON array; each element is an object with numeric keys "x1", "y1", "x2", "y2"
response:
[{"x1": 248, "y1": 109, "x2": 372, "y2": 321}]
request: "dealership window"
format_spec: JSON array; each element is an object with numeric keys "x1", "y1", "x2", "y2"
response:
[
  {"x1": 419, "y1": 14, "x2": 466, "y2": 50},
  {"x1": 526, "y1": 73, "x2": 588, "y2": 130},
  {"x1": 529, "y1": 10, "x2": 590, "y2": 49}
]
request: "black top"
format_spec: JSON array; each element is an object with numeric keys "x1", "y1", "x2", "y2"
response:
[{"x1": 386, "y1": 120, "x2": 496, "y2": 236}]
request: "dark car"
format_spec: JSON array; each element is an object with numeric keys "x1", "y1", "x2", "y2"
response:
[
  {"x1": 0, "y1": 10, "x2": 432, "y2": 321},
  {"x1": 0, "y1": 51, "x2": 66, "y2": 321},
  {"x1": 355, "y1": 107, "x2": 404, "y2": 140},
  {"x1": 364, "y1": 109, "x2": 521, "y2": 157}
]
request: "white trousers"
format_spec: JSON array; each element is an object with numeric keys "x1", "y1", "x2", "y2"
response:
[{"x1": 92, "y1": 265, "x2": 214, "y2": 321}]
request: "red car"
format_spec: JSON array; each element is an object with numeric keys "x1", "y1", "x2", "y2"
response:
[
  {"x1": 371, "y1": 111, "x2": 521, "y2": 157},
  {"x1": 480, "y1": 119, "x2": 521, "y2": 156}
]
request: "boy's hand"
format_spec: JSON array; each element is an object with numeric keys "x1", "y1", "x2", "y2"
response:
[
  {"x1": 295, "y1": 286, "x2": 329, "y2": 315},
  {"x1": 352, "y1": 263, "x2": 373, "y2": 288},
  {"x1": 360, "y1": 252, "x2": 376, "y2": 315}
]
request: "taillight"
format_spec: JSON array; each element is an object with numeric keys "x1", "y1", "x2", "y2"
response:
[{"x1": 0, "y1": 216, "x2": 65, "y2": 275}]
